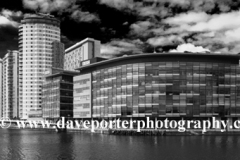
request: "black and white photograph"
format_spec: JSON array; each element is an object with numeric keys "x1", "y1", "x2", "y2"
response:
[{"x1": 1, "y1": 0, "x2": 240, "y2": 160}]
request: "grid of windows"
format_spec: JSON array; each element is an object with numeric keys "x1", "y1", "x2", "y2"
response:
[
  {"x1": 19, "y1": 16, "x2": 61, "y2": 119},
  {"x1": 92, "y1": 62, "x2": 240, "y2": 118},
  {"x1": 42, "y1": 75, "x2": 74, "y2": 121},
  {"x1": 73, "y1": 74, "x2": 91, "y2": 118}
]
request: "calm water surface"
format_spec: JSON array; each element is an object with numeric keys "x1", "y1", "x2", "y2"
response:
[{"x1": 0, "y1": 129, "x2": 240, "y2": 160}]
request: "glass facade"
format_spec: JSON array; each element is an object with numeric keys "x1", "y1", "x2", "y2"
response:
[
  {"x1": 42, "y1": 74, "x2": 74, "y2": 121},
  {"x1": 91, "y1": 61, "x2": 240, "y2": 118}
]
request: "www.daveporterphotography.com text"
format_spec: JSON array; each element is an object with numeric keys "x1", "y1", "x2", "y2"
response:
[{"x1": 1, "y1": 117, "x2": 240, "y2": 133}]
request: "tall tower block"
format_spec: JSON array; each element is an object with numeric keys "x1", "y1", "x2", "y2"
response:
[{"x1": 18, "y1": 13, "x2": 61, "y2": 119}]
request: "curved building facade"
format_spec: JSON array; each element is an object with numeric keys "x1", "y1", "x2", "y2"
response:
[
  {"x1": 74, "y1": 53, "x2": 240, "y2": 120},
  {"x1": 19, "y1": 14, "x2": 61, "y2": 119}
]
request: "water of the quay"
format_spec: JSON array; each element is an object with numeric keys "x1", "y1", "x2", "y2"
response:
[{"x1": 0, "y1": 129, "x2": 240, "y2": 160}]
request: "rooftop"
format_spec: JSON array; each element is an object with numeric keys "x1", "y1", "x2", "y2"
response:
[
  {"x1": 21, "y1": 13, "x2": 60, "y2": 26},
  {"x1": 65, "y1": 37, "x2": 99, "y2": 53},
  {"x1": 24, "y1": 13, "x2": 56, "y2": 19},
  {"x1": 45, "y1": 70, "x2": 79, "y2": 79},
  {"x1": 76, "y1": 52, "x2": 240, "y2": 71}
]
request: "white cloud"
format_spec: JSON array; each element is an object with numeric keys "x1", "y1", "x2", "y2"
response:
[
  {"x1": 147, "y1": 35, "x2": 184, "y2": 46},
  {"x1": 160, "y1": 9, "x2": 240, "y2": 54},
  {"x1": 22, "y1": 0, "x2": 76, "y2": 13},
  {"x1": 218, "y1": 4, "x2": 230, "y2": 12},
  {"x1": 0, "y1": 16, "x2": 15, "y2": 26},
  {"x1": 99, "y1": 0, "x2": 135, "y2": 10},
  {"x1": 224, "y1": 28, "x2": 240, "y2": 43},
  {"x1": 0, "y1": 9, "x2": 22, "y2": 27},
  {"x1": 101, "y1": 45, "x2": 127, "y2": 57},
  {"x1": 110, "y1": 40, "x2": 136, "y2": 48},
  {"x1": 170, "y1": 43, "x2": 210, "y2": 53},
  {"x1": 1, "y1": 9, "x2": 22, "y2": 18},
  {"x1": 200, "y1": 32, "x2": 215, "y2": 38},
  {"x1": 150, "y1": 28, "x2": 165, "y2": 35},
  {"x1": 138, "y1": 6, "x2": 159, "y2": 17},
  {"x1": 164, "y1": 10, "x2": 240, "y2": 34},
  {"x1": 19, "y1": 0, "x2": 238, "y2": 57},
  {"x1": 71, "y1": 10, "x2": 100, "y2": 23},
  {"x1": 101, "y1": 39, "x2": 143, "y2": 58},
  {"x1": 101, "y1": 0, "x2": 240, "y2": 56},
  {"x1": 189, "y1": 11, "x2": 240, "y2": 31},
  {"x1": 141, "y1": 0, "x2": 191, "y2": 5},
  {"x1": 164, "y1": 12, "x2": 209, "y2": 24},
  {"x1": 130, "y1": 21, "x2": 153, "y2": 37},
  {"x1": 137, "y1": 5, "x2": 171, "y2": 18}
]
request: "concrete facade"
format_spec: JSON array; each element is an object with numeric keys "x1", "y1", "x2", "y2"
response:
[
  {"x1": 1, "y1": 50, "x2": 18, "y2": 119},
  {"x1": 64, "y1": 38, "x2": 101, "y2": 71},
  {"x1": 18, "y1": 13, "x2": 61, "y2": 119}
]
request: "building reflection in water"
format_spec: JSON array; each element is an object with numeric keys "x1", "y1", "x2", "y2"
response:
[{"x1": 1, "y1": 129, "x2": 240, "y2": 160}]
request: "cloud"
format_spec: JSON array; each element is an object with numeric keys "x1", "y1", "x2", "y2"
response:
[
  {"x1": 224, "y1": 28, "x2": 240, "y2": 43},
  {"x1": 158, "y1": 0, "x2": 190, "y2": 5},
  {"x1": 99, "y1": 0, "x2": 217, "y2": 15},
  {"x1": 70, "y1": 10, "x2": 100, "y2": 23},
  {"x1": 151, "y1": 0, "x2": 239, "y2": 12},
  {"x1": 163, "y1": 10, "x2": 240, "y2": 33},
  {"x1": 170, "y1": 43, "x2": 210, "y2": 53},
  {"x1": 99, "y1": 0, "x2": 135, "y2": 10},
  {"x1": 218, "y1": 3, "x2": 230, "y2": 12},
  {"x1": 0, "y1": 16, "x2": 16, "y2": 26},
  {"x1": 1, "y1": 9, "x2": 22, "y2": 18},
  {"x1": 101, "y1": 45, "x2": 127, "y2": 57},
  {"x1": 130, "y1": 21, "x2": 152, "y2": 32},
  {"x1": 137, "y1": 5, "x2": 172, "y2": 18},
  {"x1": 0, "y1": 9, "x2": 22, "y2": 27},
  {"x1": 164, "y1": 12, "x2": 209, "y2": 24},
  {"x1": 147, "y1": 35, "x2": 184, "y2": 46},
  {"x1": 100, "y1": 0, "x2": 191, "y2": 10},
  {"x1": 189, "y1": 11, "x2": 240, "y2": 32},
  {"x1": 22, "y1": 0, "x2": 77, "y2": 13},
  {"x1": 162, "y1": 12, "x2": 212, "y2": 36},
  {"x1": 19, "y1": 0, "x2": 240, "y2": 57},
  {"x1": 130, "y1": 21, "x2": 153, "y2": 37},
  {"x1": 158, "y1": 9, "x2": 240, "y2": 54},
  {"x1": 112, "y1": 1, "x2": 240, "y2": 55},
  {"x1": 101, "y1": 39, "x2": 143, "y2": 58},
  {"x1": 99, "y1": 0, "x2": 176, "y2": 19},
  {"x1": 100, "y1": 0, "x2": 240, "y2": 16},
  {"x1": 0, "y1": 9, "x2": 22, "y2": 57}
]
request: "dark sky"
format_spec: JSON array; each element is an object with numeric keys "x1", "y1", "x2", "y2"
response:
[{"x1": 1, "y1": 0, "x2": 240, "y2": 58}]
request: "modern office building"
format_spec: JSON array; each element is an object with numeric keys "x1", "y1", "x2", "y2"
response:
[
  {"x1": 64, "y1": 38, "x2": 101, "y2": 71},
  {"x1": 1, "y1": 50, "x2": 18, "y2": 119},
  {"x1": 73, "y1": 53, "x2": 240, "y2": 125},
  {"x1": 42, "y1": 68, "x2": 78, "y2": 122},
  {"x1": 18, "y1": 13, "x2": 62, "y2": 119}
]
